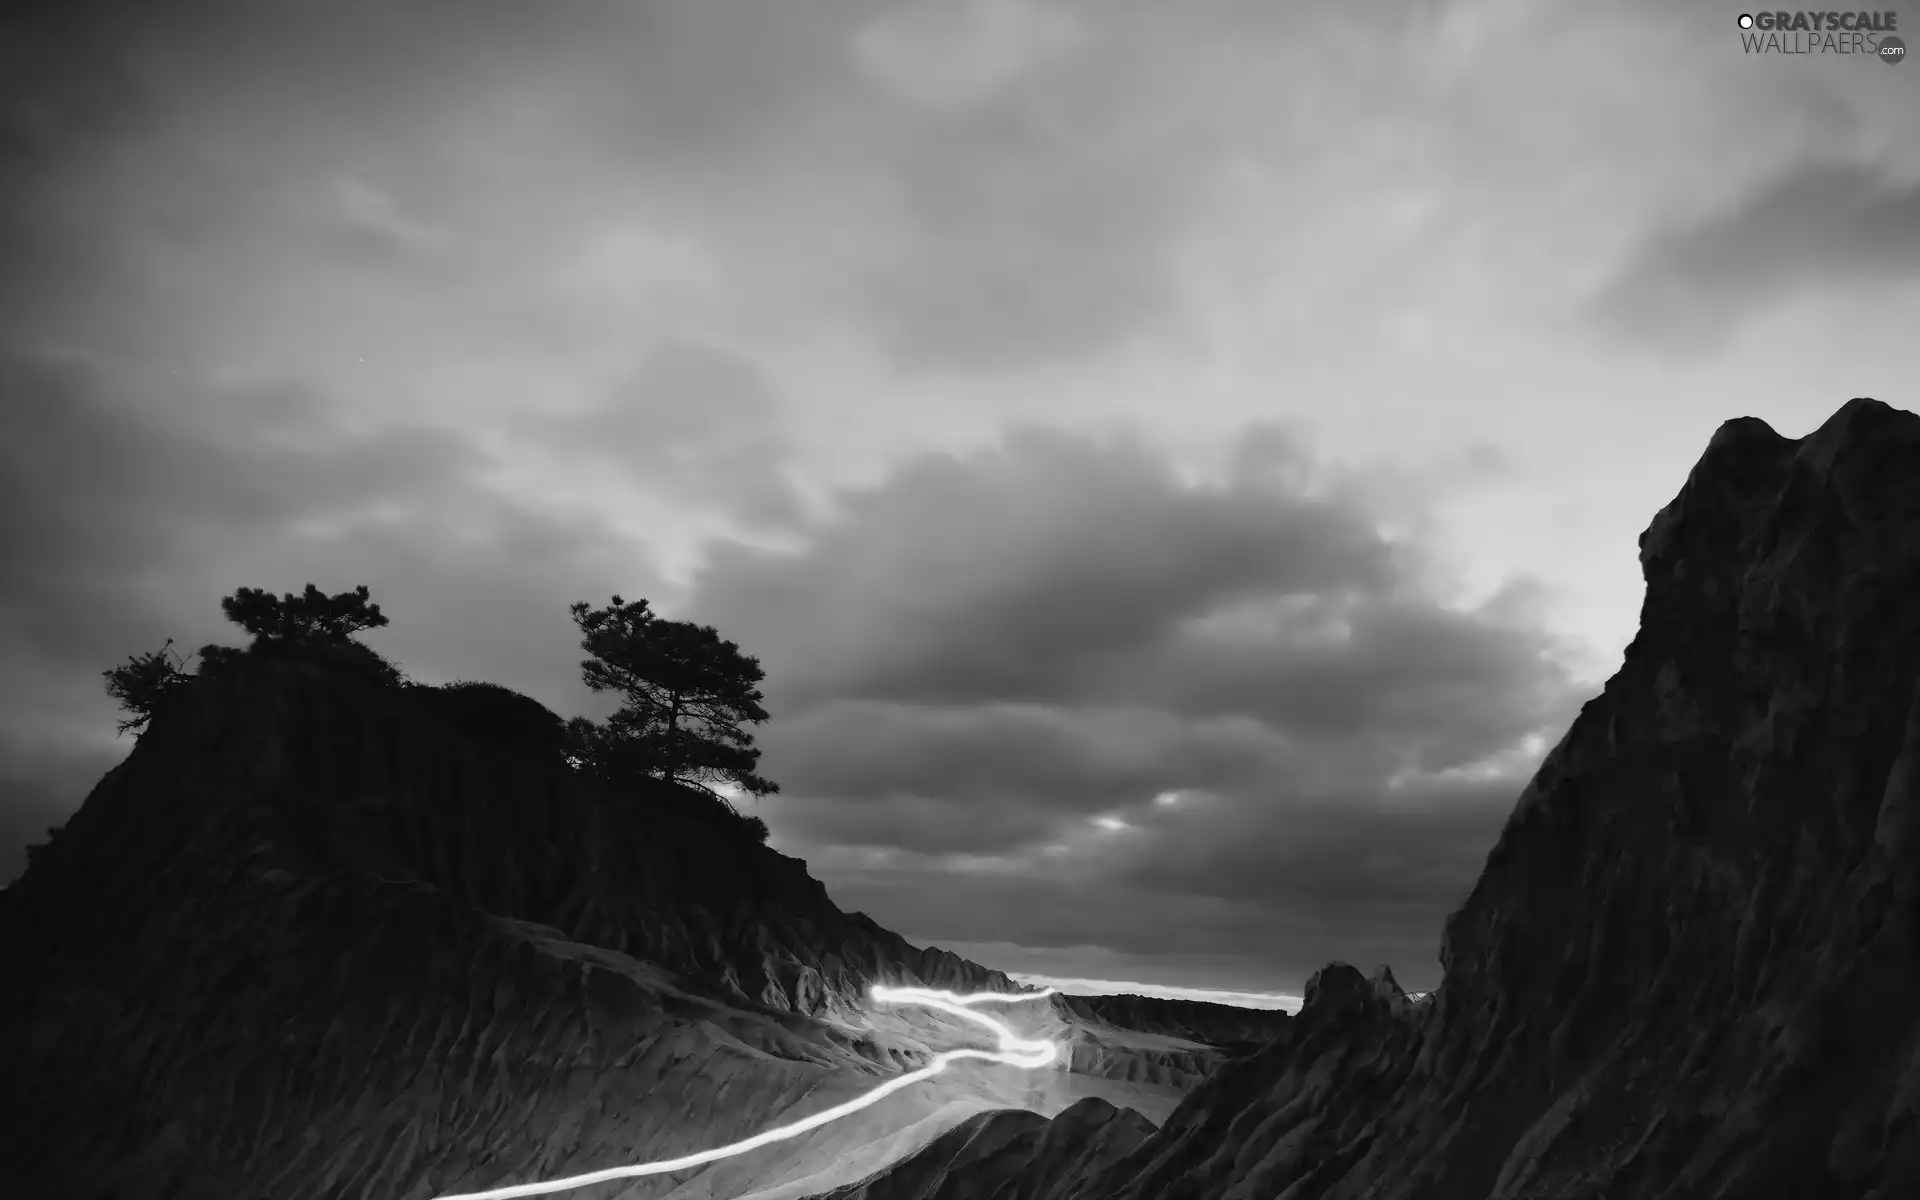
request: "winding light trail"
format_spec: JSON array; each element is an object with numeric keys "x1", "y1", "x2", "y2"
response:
[{"x1": 432, "y1": 985, "x2": 1061, "y2": 1200}]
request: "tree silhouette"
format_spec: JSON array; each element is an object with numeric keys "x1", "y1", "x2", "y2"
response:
[
  {"x1": 570, "y1": 595, "x2": 780, "y2": 804},
  {"x1": 101, "y1": 638, "x2": 194, "y2": 734},
  {"x1": 201, "y1": 583, "x2": 401, "y2": 687},
  {"x1": 563, "y1": 714, "x2": 616, "y2": 774},
  {"x1": 220, "y1": 584, "x2": 389, "y2": 642}
]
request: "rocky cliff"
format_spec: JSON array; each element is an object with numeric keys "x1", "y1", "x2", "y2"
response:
[
  {"x1": 811, "y1": 396, "x2": 1920, "y2": 1200},
  {"x1": 0, "y1": 661, "x2": 1244, "y2": 1199}
]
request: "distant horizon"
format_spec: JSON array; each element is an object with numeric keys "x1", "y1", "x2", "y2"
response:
[{"x1": 1009, "y1": 972, "x2": 1303, "y2": 1014}]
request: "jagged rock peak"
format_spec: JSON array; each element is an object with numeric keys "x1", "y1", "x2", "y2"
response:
[
  {"x1": 1298, "y1": 962, "x2": 1369, "y2": 1020},
  {"x1": 1703, "y1": 412, "x2": 1785, "y2": 451},
  {"x1": 1295, "y1": 962, "x2": 1418, "y2": 1030},
  {"x1": 1639, "y1": 397, "x2": 1913, "y2": 575},
  {"x1": 1368, "y1": 964, "x2": 1414, "y2": 1017}
]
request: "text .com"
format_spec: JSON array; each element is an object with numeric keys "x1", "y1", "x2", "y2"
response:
[{"x1": 1736, "y1": 11, "x2": 1906, "y2": 60}]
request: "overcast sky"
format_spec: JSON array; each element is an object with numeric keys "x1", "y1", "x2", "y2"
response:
[{"x1": 3, "y1": 0, "x2": 1914, "y2": 1002}]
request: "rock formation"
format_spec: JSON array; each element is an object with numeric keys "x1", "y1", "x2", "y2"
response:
[
  {"x1": 0, "y1": 655, "x2": 1279, "y2": 1199},
  {"x1": 807, "y1": 396, "x2": 1920, "y2": 1200}
]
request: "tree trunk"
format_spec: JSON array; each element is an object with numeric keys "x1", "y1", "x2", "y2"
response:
[{"x1": 663, "y1": 689, "x2": 680, "y2": 786}]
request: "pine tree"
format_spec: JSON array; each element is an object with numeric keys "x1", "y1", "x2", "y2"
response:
[{"x1": 570, "y1": 596, "x2": 780, "y2": 803}]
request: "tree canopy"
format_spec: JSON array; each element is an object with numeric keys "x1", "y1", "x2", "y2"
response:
[
  {"x1": 219, "y1": 583, "x2": 388, "y2": 642},
  {"x1": 570, "y1": 595, "x2": 780, "y2": 804},
  {"x1": 200, "y1": 583, "x2": 401, "y2": 687},
  {"x1": 103, "y1": 584, "x2": 401, "y2": 734}
]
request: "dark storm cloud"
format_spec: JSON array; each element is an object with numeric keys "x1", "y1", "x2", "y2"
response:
[
  {"x1": 698, "y1": 427, "x2": 1401, "y2": 708},
  {"x1": 1125, "y1": 582, "x2": 1574, "y2": 763},
  {"x1": 696, "y1": 425, "x2": 1585, "y2": 990},
  {"x1": 759, "y1": 702, "x2": 1306, "y2": 854},
  {"x1": 1588, "y1": 162, "x2": 1920, "y2": 353}
]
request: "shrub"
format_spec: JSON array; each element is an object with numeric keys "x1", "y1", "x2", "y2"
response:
[
  {"x1": 411, "y1": 681, "x2": 569, "y2": 766},
  {"x1": 207, "y1": 635, "x2": 406, "y2": 689},
  {"x1": 221, "y1": 584, "x2": 389, "y2": 643},
  {"x1": 101, "y1": 639, "x2": 195, "y2": 734}
]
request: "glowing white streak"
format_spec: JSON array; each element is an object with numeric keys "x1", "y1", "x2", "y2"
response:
[{"x1": 431, "y1": 985, "x2": 1060, "y2": 1200}]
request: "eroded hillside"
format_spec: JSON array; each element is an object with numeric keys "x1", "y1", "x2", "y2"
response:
[{"x1": 0, "y1": 660, "x2": 1286, "y2": 1199}]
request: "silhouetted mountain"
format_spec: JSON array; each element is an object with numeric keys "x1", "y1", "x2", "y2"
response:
[
  {"x1": 808, "y1": 396, "x2": 1920, "y2": 1200},
  {"x1": 0, "y1": 660, "x2": 1245, "y2": 1199}
]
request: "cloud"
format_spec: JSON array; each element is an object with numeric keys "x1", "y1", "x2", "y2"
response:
[
  {"x1": 854, "y1": 18, "x2": 1226, "y2": 372},
  {"x1": 698, "y1": 424, "x2": 1585, "y2": 990},
  {"x1": 1587, "y1": 162, "x2": 1920, "y2": 353},
  {"x1": 520, "y1": 338, "x2": 807, "y2": 529},
  {"x1": 697, "y1": 427, "x2": 1402, "y2": 708},
  {"x1": 833, "y1": 0, "x2": 1458, "y2": 373},
  {"x1": 852, "y1": 0, "x2": 1085, "y2": 112},
  {"x1": 326, "y1": 177, "x2": 453, "y2": 262}
]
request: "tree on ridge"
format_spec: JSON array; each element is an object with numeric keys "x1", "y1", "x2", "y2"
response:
[
  {"x1": 569, "y1": 595, "x2": 780, "y2": 806},
  {"x1": 103, "y1": 583, "x2": 400, "y2": 733}
]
